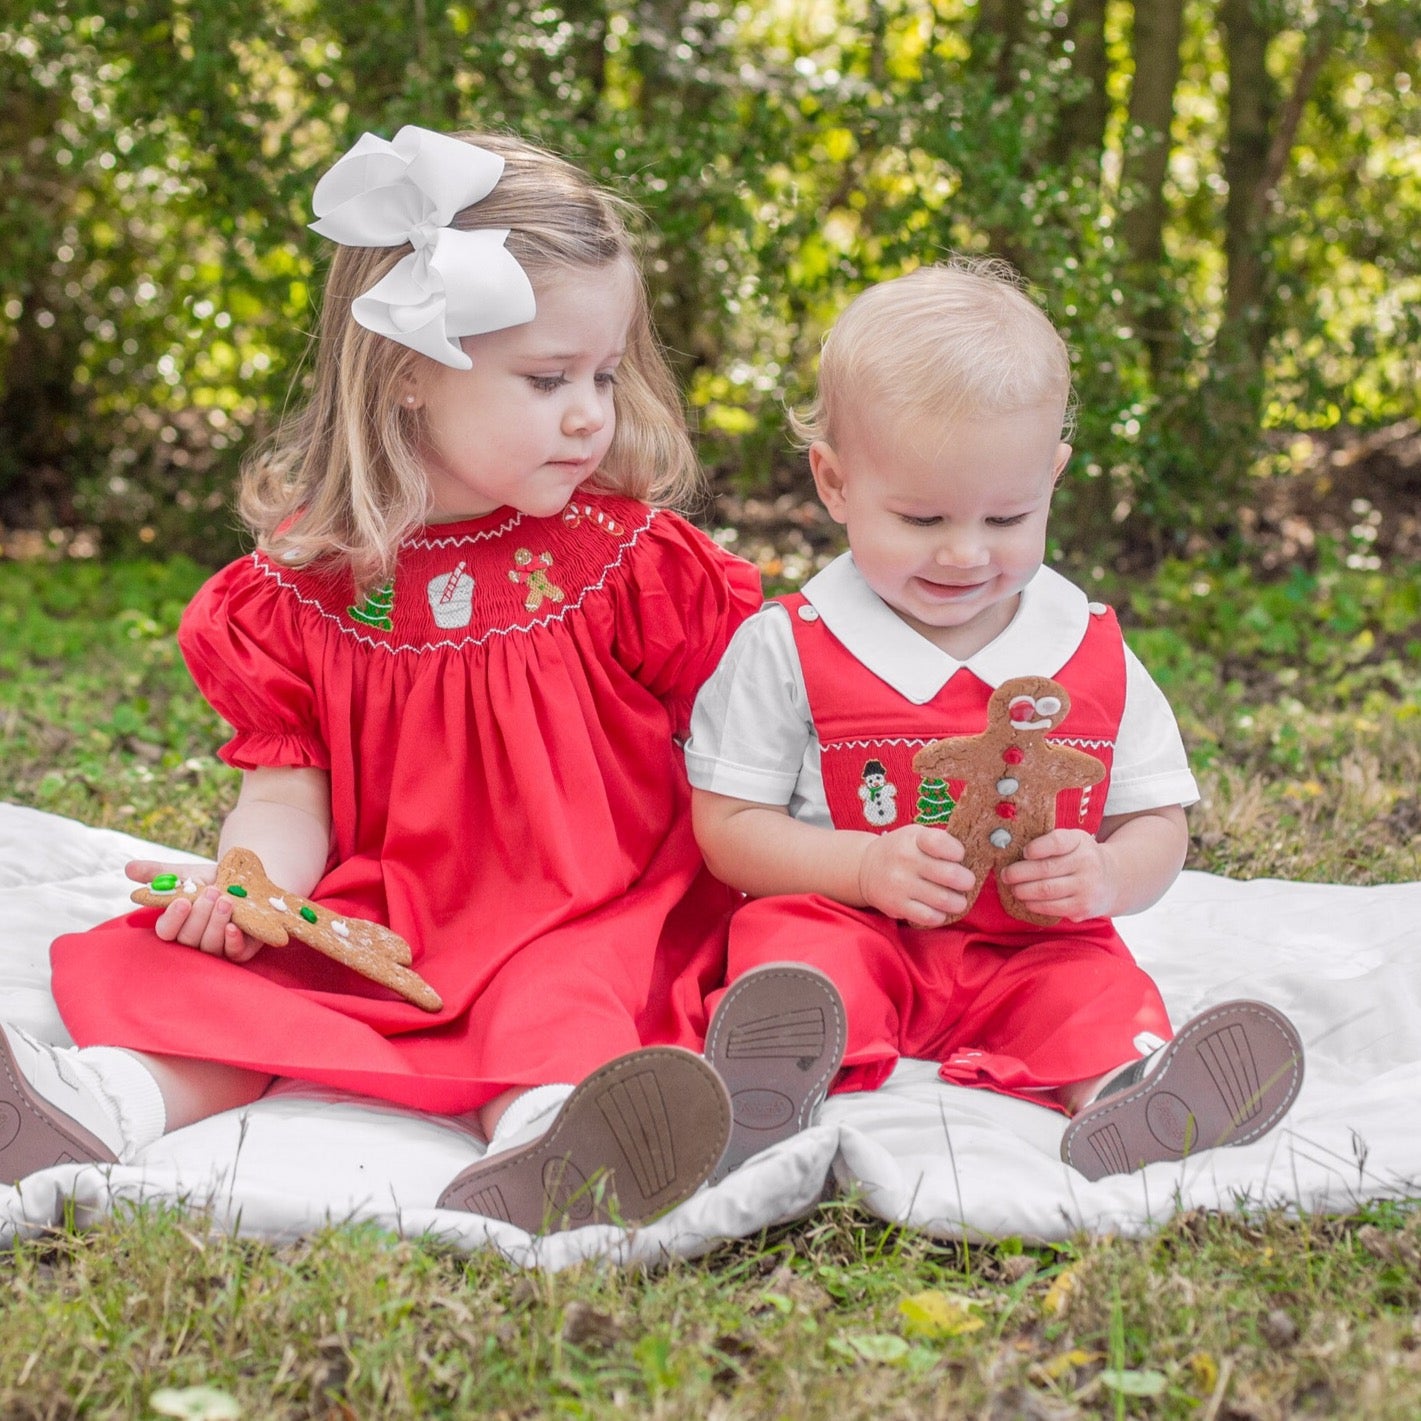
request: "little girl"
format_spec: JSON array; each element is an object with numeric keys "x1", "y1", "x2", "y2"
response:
[
  {"x1": 687, "y1": 260, "x2": 1304, "y2": 1180},
  {"x1": 1, "y1": 126, "x2": 835, "y2": 1234}
]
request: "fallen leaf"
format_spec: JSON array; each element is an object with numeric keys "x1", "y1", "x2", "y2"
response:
[
  {"x1": 149, "y1": 1386, "x2": 242, "y2": 1421},
  {"x1": 1037, "y1": 1346, "x2": 1103, "y2": 1381},
  {"x1": 898, "y1": 1290, "x2": 985, "y2": 1339},
  {"x1": 1099, "y1": 1368, "x2": 1167, "y2": 1398}
]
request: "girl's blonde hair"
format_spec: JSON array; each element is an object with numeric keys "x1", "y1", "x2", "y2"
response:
[
  {"x1": 789, "y1": 256, "x2": 1075, "y2": 450},
  {"x1": 241, "y1": 131, "x2": 698, "y2": 587}
]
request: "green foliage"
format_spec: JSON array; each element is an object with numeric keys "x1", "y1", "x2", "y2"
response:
[
  {"x1": 0, "y1": 2, "x2": 1417, "y2": 562},
  {"x1": 0, "y1": 556, "x2": 234, "y2": 848}
]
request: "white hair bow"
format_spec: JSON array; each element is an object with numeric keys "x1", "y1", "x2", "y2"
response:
[{"x1": 310, "y1": 125, "x2": 536, "y2": 370}]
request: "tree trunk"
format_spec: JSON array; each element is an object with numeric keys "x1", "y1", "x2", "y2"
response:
[
  {"x1": 1051, "y1": 0, "x2": 1111, "y2": 169},
  {"x1": 632, "y1": 0, "x2": 717, "y2": 378},
  {"x1": 973, "y1": 0, "x2": 1030, "y2": 95},
  {"x1": 0, "y1": 62, "x2": 83, "y2": 524},
  {"x1": 1119, "y1": 0, "x2": 1186, "y2": 375},
  {"x1": 1219, "y1": 0, "x2": 1276, "y2": 353},
  {"x1": 1206, "y1": 0, "x2": 1280, "y2": 473}
]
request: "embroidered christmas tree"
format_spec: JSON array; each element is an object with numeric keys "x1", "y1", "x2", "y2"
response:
[
  {"x1": 348, "y1": 580, "x2": 395, "y2": 631},
  {"x1": 915, "y1": 776, "x2": 956, "y2": 826}
]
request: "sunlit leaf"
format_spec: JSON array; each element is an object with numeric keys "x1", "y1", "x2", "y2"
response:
[
  {"x1": 897, "y1": 1289, "x2": 985, "y2": 1338},
  {"x1": 1099, "y1": 1367, "x2": 1168, "y2": 1397},
  {"x1": 149, "y1": 1386, "x2": 242, "y2": 1421}
]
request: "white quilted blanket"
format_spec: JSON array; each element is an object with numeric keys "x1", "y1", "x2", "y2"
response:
[{"x1": 2, "y1": 802, "x2": 1416, "y2": 1269}]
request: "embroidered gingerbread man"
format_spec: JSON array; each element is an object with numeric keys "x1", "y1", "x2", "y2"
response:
[
  {"x1": 508, "y1": 548, "x2": 565, "y2": 611},
  {"x1": 911, "y1": 675, "x2": 1105, "y2": 927}
]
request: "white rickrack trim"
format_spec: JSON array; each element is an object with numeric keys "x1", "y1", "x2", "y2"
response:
[
  {"x1": 249, "y1": 506, "x2": 657, "y2": 656},
  {"x1": 820, "y1": 733, "x2": 1117, "y2": 752},
  {"x1": 404, "y1": 511, "x2": 525, "y2": 549},
  {"x1": 819, "y1": 736, "x2": 936, "y2": 752}
]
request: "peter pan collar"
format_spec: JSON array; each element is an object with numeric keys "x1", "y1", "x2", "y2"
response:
[{"x1": 798, "y1": 554, "x2": 1091, "y2": 704}]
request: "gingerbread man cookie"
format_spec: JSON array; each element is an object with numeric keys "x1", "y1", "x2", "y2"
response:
[
  {"x1": 911, "y1": 675, "x2": 1105, "y2": 927},
  {"x1": 132, "y1": 848, "x2": 442, "y2": 1011}
]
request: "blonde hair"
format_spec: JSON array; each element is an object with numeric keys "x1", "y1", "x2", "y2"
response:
[
  {"x1": 790, "y1": 257, "x2": 1075, "y2": 450},
  {"x1": 241, "y1": 131, "x2": 698, "y2": 589}
]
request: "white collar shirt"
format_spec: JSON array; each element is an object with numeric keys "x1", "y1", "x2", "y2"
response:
[{"x1": 685, "y1": 553, "x2": 1197, "y2": 827}]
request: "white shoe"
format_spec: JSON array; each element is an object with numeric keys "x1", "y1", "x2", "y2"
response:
[{"x1": 0, "y1": 1025, "x2": 122, "y2": 1182}]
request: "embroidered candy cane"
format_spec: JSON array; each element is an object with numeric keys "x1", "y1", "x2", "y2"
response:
[
  {"x1": 561, "y1": 502, "x2": 625, "y2": 537},
  {"x1": 436, "y1": 560, "x2": 468, "y2": 604}
]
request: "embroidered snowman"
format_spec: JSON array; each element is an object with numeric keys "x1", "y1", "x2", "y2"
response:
[{"x1": 857, "y1": 759, "x2": 899, "y2": 828}]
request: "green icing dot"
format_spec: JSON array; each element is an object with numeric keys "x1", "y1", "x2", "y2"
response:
[
  {"x1": 299, "y1": 905, "x2": 318, "y2": 923},
  {"x1": 226, "y1": 884, "x2": 248, "y2": 898},
  {"x1": 151, "y1": 874, "x2": 179, "y2": 892}
]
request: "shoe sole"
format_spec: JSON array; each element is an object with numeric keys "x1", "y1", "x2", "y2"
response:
[
  {"x1": 1060, "y1": 999, "x2": 1304, "y2": 1181},
  {"x1": 704, "y1": 963, "x2": 847, "y2": 1184},
  {"x1": 436, "y1": 1046, "x2": 730, "y2": 1233},
  {"x1": 0, "y1": 1031, "x2": 119, "y2": 1184}
]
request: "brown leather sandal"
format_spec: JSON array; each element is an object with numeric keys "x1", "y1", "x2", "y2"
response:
[
  {"x1": 1061, "y1": 999, "x2": 1304, "y2": 1180},
  {"x1": 437, "y1": 1046, "x2": 730, "y2": 1233},
  {"x1": 704, "y1": 963, "x2": 847, "y2": 1184},
  {"x1": 0, "y1": 1028, "x2": 119, "y2": 1183}
]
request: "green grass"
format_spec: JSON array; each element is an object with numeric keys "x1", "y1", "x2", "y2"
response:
[
  {"x1": 6, "y1": 1202, "x2": 1421, "y2": 1417},
  {"x1": 1, "y1": 546, "x2": 1420, "y2": 1418}
]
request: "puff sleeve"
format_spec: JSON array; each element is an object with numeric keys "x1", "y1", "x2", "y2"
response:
[
  {"x1": 178, "y1": 556, "x2": 331, "y2": 771},
  {"x1": 610, "y1": 512, "x2": 763, "y2": 736}
]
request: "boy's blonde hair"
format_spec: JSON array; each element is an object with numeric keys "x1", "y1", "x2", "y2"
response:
[
  {"x1": 241, "y1": 131, "x2": 697, "y2": 589},
  {"x1": 790, "y1": 257, "x2": 1074, "y2": 450}
]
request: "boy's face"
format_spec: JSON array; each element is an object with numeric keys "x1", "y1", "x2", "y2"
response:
[{"x1": 810, "y1": 403, "x2": 1069, "y2": 659}]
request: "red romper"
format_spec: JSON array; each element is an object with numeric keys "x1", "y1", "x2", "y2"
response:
[
  {"x1": 714, "y1": 594, "x2": 1172, "y2": 1110},
  {"x1": 50, "y1": 494, "x2": 761, "y2": 1113}
]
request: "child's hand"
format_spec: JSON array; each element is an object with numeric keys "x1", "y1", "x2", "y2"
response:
[
  {"x1": 858, "y1": 826, "x2": 975, "y2": 927},
  {"x1": 124, "y1": 860, "x2": 266, "y2": 964},
  {"x1": 999, "y1": 830, "x2": 1114, "y2": 922}
]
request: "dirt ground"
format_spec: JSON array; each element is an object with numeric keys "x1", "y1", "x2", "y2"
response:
[
  {"x1": 706, "y1": 418, "x2": 1421, "y2": 580},
  {"x1": 3, "y1": 419, "x2": 1418, "y2": 571}
]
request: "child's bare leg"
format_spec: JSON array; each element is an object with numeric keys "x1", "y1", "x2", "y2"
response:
[
  {"x1": 0, "y1": 1024, "x2": 271, "y2": 1183},
  {"x1": 1053, "y1": 1062, "x2": 1139, "y2": 1116},
  {"x1": 477, "y1": 1085, "x2": 524, "y2": 1140},
  {"x1": 136, "y1": 1052, "x2": 273, "y2": 1131}
]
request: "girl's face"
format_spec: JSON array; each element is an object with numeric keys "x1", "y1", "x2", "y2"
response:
[
  {"x1": 409, "y1": 260, "x2": 634, "y2": 521},
  {"x1": 810, "y1": 403, "x2": 1069, "y2": 660}
]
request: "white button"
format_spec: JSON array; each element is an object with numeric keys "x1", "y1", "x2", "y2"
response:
[
  {"x1": 797, "y1": 604, "x2": 820, "y2": 621},
  {"x1": 1088, "y1": 601, "x2": 1107, "y2": 616}
]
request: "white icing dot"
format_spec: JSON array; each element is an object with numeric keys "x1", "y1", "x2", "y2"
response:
[
  {"x1": 332, "y1": 921, "x2": 350, "y2": 937},
  {"x1": 182, "y1": 878, "x2": 199, "y2": 893},
  {"x1": 996, "y1": 777, "x2": 1020, "y2": 795},
  {"x1": 797, "y1": 604, "x2": 820, "y2": 621},
  {"x1": 269, "y1": 897, "x2": 289, "y2": 912},
  {"x1": 989, "y1": 828, "x2": 1013, "y2": 849},
  {"x1": 1088, "y1": 601, "x2": 1107, "y2": 615}
]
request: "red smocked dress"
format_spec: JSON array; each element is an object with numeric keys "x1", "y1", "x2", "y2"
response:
[
  {"x1": 50, "y1": 494, "x2": 761, "y2": 1113},
  {"x1": 712, "y1": 594, "x2": 1171, "y2": 1111}
]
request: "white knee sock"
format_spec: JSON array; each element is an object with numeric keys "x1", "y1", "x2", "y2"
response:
[
  {"x1": 482, "y1": 1083, "x2": 574, "y2": 1157},
  {"x1": 4, "y1": 1027, "x2": 167, "y2": 1161},
  {"x1": 76, "y1": 1046, "x2": 168, "y2": 1156}
]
